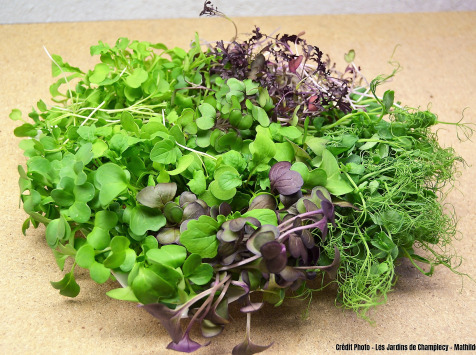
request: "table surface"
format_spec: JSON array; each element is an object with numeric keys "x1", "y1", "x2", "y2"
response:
[{"x1": 1, "y1": 12, "x2": 475, "y2": 354}]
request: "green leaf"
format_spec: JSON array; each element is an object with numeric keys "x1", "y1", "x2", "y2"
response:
[
  {"x1": 95, "y1": 163, "x2": 129, "y2": 205},
  {"x1": 320, "y1": 149, "x2": 340, "y2": 179},
  {"x1": 92, "y1": 140, "x2": 108, "y2": 158},
  {"x1": 306, "y1": 137, "x2": 327, "y2": 156},
  {"x1": 77, "y1": 125, "x2": 96, "y2": 142},
  {"x1": 89, "y1": 261, "x2": 110, "y2": 284},
  {"x1": 9, "y1": 108, "x2": 22, "y2": 121},
  {"x1": 274, "y1": 142, "x2": 295, "y2": 162},
  {"x1": 325, "y1": 178, "x2": 354, "y2": 196},
  {"x1": 188, "y1": 169, "x2": 206, "y2": 195},
  {"x1": 130, "y1": 206, "x2": 166, "y2": 236},
  {"x1": 291, "y1": 162, "x2": 327, "y2": 189},
  {"x1": 251, "y1": 105, "x2": 270, "y2": 127},
  {"x1": 73, "y1": 182, "x2": 95, "y2": 202},
  {"x1": 220, "y1": 151, "x2": 247, "y2": 173},
  {"x1": 106, "y1": 286, "x2": 139, "y2": 302},
  {"x1": 216, "y1": 170, "x2": 242, "y2": 190},
  {"x1": 344, "y1": 49, "x2": 355, "y2": 63},
  {"x1": 120, "y1": 249, "x2": 137, "y2": 272},
  {"x1": 68, "y1": 201, "x2": 91, "y2": 223},
  {"x1": 209, "y1": 180, "x2": 236, "y2": 201},
  {"x1": 103, "y1": 236, "x2": 131, "y2": 268},
  {"x1": 51, "y1": 187, "x2": 75, "y2": 207},
  {"x1": 320, "y1": 150, "x2": 353, "y2": 195},
  {"x1": 14, "y1": 123, "x2": 37, "y2": 137},
  {"x1": 50, "y1": 54, "x2": 83, "y2": 77},
  {"x1": 167, "y1": 154, "x2": 194, "y2": 175},
  {"x1": 359, "y1": 134, "x2": 380, "y2": 151},
  {"x1": 147, "y1": 244, "x2": 187, "y2": 268},
  {"x1": 76, "y1": 244, "x2": 95, "y2": 268},
  {"x1": 95, "y1": 210, "x2": 118, "y2": 230},
  {"x1": 50, "y1": 271, "x2": 80, "y2": 297},
  {"x1": 125, "y1": 68, "x2": 148, "y2": 88},
  {"x1": 45, "y1": 216, "x2": 71, "y2": 248},
  {"x1": 150, "y1": 139, "x2": 181, "y2": 164},
  {"x1": 131, "y1": 266, "x2": 176, "y2": 304},
  {"x1": 121, "y1": 111, "x2": 140, "y2": 134},
  {"x1": 244, "y1": 79, "x2": 259, "y2": 95},
  {"x1": 383, "y1": 90, "x2": 395, "y2": 112},
  {"x1": 111, "y1": 235, "x2": 130, "y2": 252},
  {"x1": 196, "y1": 115, "x2": 215, "y2": 130},
  {"x1": 250, "y1": 130, "x2": 276, "y2": 165},
  {"x1": 179, "y1": 215, "x2": 220, "y2": 258},
  {"x1": 242, "y1": 209, "x2": 278, "y2": 226},
  {"x1": 183, "y1": 254, "x2": 213, "y2": 285},
  {"x1": 87, "y1": 227, "x2": 111, "y2": 250},
  {"x1": 89, "y1": 63, "x2": 110, "y2": 84}
]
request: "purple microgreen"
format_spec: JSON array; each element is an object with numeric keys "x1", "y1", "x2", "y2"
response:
[
  {"x1": 179, "y1": 191, "x2": 197, "y2": 207},
  {"x1": 141, "y1": 303, "x2": 187, "y2": 343},
  {"x1": 294, "y1": 245, "x2": 341, "y2": 278},
  {"x1": 136, "y1": 183, "x2": 177, "y2": 209},
  {"x1": 269, "y1": 161, "x2": 304, "y2": 196},
  {"x1": 240, "y1": 302, "x2": 264, "y2": 313},
  {"x1": 232, "y1": 313, "x2": 273, "y2": 355},
  {"x1": 182, "y1": 202, "x2": 207, "y2": 221},
  {"x1": 288, "y1": 55, "x2": 303, "y2": 73},
  {"x1": 288, "y1": 233, "x2": 308, "y2": 263},
  {"x1": 201, "y1": 319, "x2": 224, "y2": 338},
  {"x1": 166, "y1": 333, "x2": 210, "y2": 353},
  {"x1": 248, "y1": 193, "x2": 277, "y2": 211},
  {"x1": 279, "y1": 191, "x2": 302, "y2": 208},
  {"x1": 260, "y1": 241, "x2": 287, "y2": 274},
  {"x1": 246, "y1": 225, "x2": 279, "y2": 255}
]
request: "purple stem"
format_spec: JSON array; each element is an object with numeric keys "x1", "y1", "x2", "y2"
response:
[
  {"x1": 278, "y1": 219, "x2": 325, "y2": 243},
  {"x1": 183, "y1": 274, "x2": 231, "y2": 334},
  {"x1": 278, "y1": 209, "x2": 324, "y2": 230},
  {"x1": 217, "y1": 254, "x2": 260, "y2": 271}
]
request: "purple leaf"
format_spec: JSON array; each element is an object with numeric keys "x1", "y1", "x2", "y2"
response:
[
  {"x1": 232, "y1": 338, "x2": 273, "y2": 355},
  {"x1": 246, "y1": 225, "x2": 279, "y2": 255},
  {"x1": 300, "y1": 229, "x2": 314, "y2": 249},
  {"x1": 279, "y1": 266, "x2": 305, "y2": 283},
  {"x1": 279, "y1": 190, "x2": 302, "y2": 208},
  {"x1": 136, "y1": 183, "x2": 177, "y2": 208},
  {"x1": 248, "y1": 194, "x2": 277, "y2": 211},
  {"x1": 167, "y1": 333, "x2": 210, "y2": 353},
  {"x1": 179, "y1": 191, "x2": 197, "y2": 207},
  {"x1": 208, "y1": 299, "x2": 230, "y2": 326},
  {"x1": 260, "y1": 241, "x2": 287, "y2": 274},
  {"x1": 288, "y1": 234, "x2": 308, "y2": 264},
  {"x1": 182, "y1": 202, "x2": 206, "y2": 220},
  {"x1": 219, "y1": 202, "x2": 232, "y2": 216},
  {"x1": 156, "y1": 227, "x2": 180, "y2": 245},
  {"x1": 227, "y1": 281, "x2": 250, "y2": 303},
  {"x1": 201, "y1": 319, "x2": 224, "y2": 338},
  {"x1": 295, "y1": 246, "x2": 341, "y2": 279},
  {"x1": 141, "y1": 303, "x2": 184, "y2": 343},
  {"x1": 269, "y1": 162, "x2": 303, "y2": 196},
  {"x1": 240, "y1": 302, "x2": 264, "y2": 313},
  {"x1": 288, "y1": 55, "x2": 303, "y2": 73},
  {"x1": 321, "y1": 199, "x2": 335, "y2": 226}
]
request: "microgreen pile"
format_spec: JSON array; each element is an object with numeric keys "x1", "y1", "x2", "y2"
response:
[{"x1": 10, "y1": 3, "x2": 472, "y2": 353}]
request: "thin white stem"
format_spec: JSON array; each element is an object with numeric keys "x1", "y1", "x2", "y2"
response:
[
  {"x1": 43, "y1": 45, "x2": 73, "y2": 100},
  {"x1": 79, "y1": 101, "x2": 106, "y2": 126},
  {"x1": 175, "y1": 142, "x2": 217, "y2": 160}
]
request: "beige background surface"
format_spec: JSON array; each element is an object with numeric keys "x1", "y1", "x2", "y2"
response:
[{"x1": 1, "y1": 12, "x2": 475, "y2": 354}]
